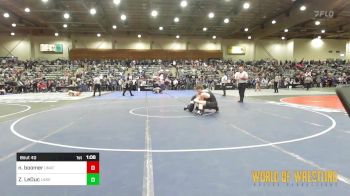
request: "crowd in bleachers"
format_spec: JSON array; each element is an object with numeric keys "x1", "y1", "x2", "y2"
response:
[{"x1": 0, "y1": 57, "x2": 349, "y2": 95}]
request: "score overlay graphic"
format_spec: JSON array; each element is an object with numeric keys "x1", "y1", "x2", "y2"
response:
[{"x1": 16, "y1": 153, "x2": 99, "y2": 186}]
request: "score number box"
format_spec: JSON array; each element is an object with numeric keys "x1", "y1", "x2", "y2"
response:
[{"x1": 16, "y1": 153, "x2": 99, "y2": 186}]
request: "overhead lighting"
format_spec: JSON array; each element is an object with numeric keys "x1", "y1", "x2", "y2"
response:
[
  {"x1": 12, "y1": 23, "x2": 16, "y2": 27},
  {"x1": 176, "y1": 35, "x2": 180, "y2": 39},
  {"x1": 208, "y1": 12, "x2": 215, "y2": 18},
  {"x1": 159, "y1": 26, "x2": 163, "y2": 30},
  {"x1": 3, "y1": 13, "x2": 9, "y2": 18},
  {"x1": 24, "y1": 8, "x2": 31, "y2": 13},
  {"x1": 281, "y1": 36, "x2": 285, "y2": 40},
  {"x1": 315, "y1": 21, "x2": 320, "y2": 25},
  {"x1": 340, "y1": 53, "x2": 345, "y2": 57},
  {"x1": 121, "y1": 14, "x2": 127, "y2": 21},
  {"x1": 212, "y1": 35, "x2": 216, "y2": 39},
  {"x1": 174, "y1": 17, "x2": 179, "y2": 23},
  {"x1": 11, "y1": 32, "x2": 15, "y2": 36},
  {"x1": 90, "y1": 8, "x2": 96, "y2": 15},
  {"x1": 248, "y1": 35, "x2": 252, "y2": 40},
  {"x1": 97, "y1": 33, "x2": 101, "y2": 37},
  {"x1": 112, "y1": 25, "x2": 117, "y2": 29},
  {"x1": 203, "y1": 27, "x2": 207, "y2": 31},
  {"x1": 300, "y1": 5, "x2": 306, "y2": 11},
  {"x1": 243, "y1": 2, "x2": 250, "y2": 9},
  {"x1": 180, "y1": 0, "x2": 188, "y2": 7},
  {"x1": 321, "y1": 29, "x2": 326, "y2": 33},
  {"x1": 55, "y1": 32, "x2": 59, "y2": 37},
  {"x1": 284, "y1": 28, "x2": 288, "y2": 32},
  {"x1": 63, "y1": 13, "x2": 70, "y2": 19},
  {"x1": 63, "y1": 24, "x2": 68, "y2": 28},
  {"x1": 138, "y1": 34, "x2": 142, "y2": 38},
  {"x1": 244, "y1": 27, "x2": 249, "y2": 32},
  {"x1": 42, "y1": 0, "x2": 48, "y2": 2},
  {"x1": 224, "y1": 18, "x2": 230, "y2": 23},
  {"x1": 272, "y1": 20, "x2": 276, "y2": 24},
  {"x1": 151, "y1": 10, "x2": 158, "y2": 17},
  {"x1": 113, "y1": 0, "x2": 121, "y2": 5},
  {"x1": 311, "y1": 37, "x2": 323, "y2": 48}
]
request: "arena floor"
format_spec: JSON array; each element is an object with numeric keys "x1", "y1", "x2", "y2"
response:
[{"x1": 0, "y1": 89, "x2": 350, "y2": 196}]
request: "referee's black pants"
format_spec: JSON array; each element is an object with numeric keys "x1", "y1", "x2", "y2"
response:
[
  {"x1": 238, "y1": 83, "x2": 247, "y2": 102},
  {"x1": 305, "y1": 83, "x2": 311, "y2": 91},
  {"x1": 222, "y1": 84, "x2": 226, "y2": 96},
  {"x1": 93, "y1": 84, "x2": 101, "y2": 96},
  {"x1": 274, "y1": 82, "x2": 278, "y2": 93},
  {"x1": 122, "y1": 87, "x2": 133, "y2": 96}
]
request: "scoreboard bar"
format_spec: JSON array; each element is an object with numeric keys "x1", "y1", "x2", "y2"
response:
[
  {"x1": 16, "y1": 153, "x2": 100, "y2": 186},
  {"x1": 17, "y1": 153, "x2": 99, "y2": 161}
]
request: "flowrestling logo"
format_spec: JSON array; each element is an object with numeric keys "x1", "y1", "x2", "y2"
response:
[{"x1": 314, "y1": 10, "x2": 334, "y2": 18}]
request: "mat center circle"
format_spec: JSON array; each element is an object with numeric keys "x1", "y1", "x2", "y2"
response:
[{"x1": 129, "y1": 105, "x2": 215, "y2": 118}]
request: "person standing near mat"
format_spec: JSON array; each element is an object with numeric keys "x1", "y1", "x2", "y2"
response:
[
  {"x1": 234, "y1": 66, "x2": 248, "y2": 103},
  {"x1": 93, "y1": 75, "x2": 101, "y2": 97},
  {"x1": 255, "y1": 74, "x2": 261, "y2": 92},
  {"x1": 221, "y1": 73, "x2": 228, "y2": 96},
  {"x1": 304, "y1": 71, "x2": 313, "y2": 91},
  {"x1": 122, "y1": 78, "x2": 134, "y2": 96},
  {"x1": 274, "y1": 74, "x2": 281, "y2": 93}
]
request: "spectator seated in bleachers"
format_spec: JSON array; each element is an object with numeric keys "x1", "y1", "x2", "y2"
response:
[
  {"x1": 0, "y1": 58, "x2": 349, "y2": 94},
  {"x1": 0, "y1": 84, "x2": 5, "y2": 95}
]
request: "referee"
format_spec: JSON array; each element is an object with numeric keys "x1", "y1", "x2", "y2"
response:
[
  {"x1": 274, "y1": 74, "x2": 281, "y2": 93},
  {"x1": 221, "y1": 73, "x2": 228, "y2": 96},
  {"x1": 93, "y1": 75, "x2": 101, "y2": 97},
  {"x1": 122, "y1": 78, "x2": 134, "y2": 96},
  {"x1": 234, "y1": 66, "x2": 248, "y2": 103}
]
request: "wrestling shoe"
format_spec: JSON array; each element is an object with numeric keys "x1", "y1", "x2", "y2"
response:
[{"x1": 196, "y1": 110, "x2": 204, "y2": 115}]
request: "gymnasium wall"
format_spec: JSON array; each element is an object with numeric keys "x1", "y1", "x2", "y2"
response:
[
  {"x1": 347, "y1": 41, "x2": 350, "y2": 59},
  {"x1": 0, "y1": 36, "x2": 31, "y2": 60},
  {"x1": 293, "y1": 39, "x2": 347, "y2": 61},
  {"x1": 73, "y1": 36, "x2": 112, "y2": 49},
  {"x1": 69, "y1": 49, "x2": 222, "y2": 60},
  {"x1": 153, "y1": 39, "x2": 187, "y2": 50},
  {"x1": 71, "y1": 36, "x2": 221, "y2": 51},
  {"x1": 0, "y1": 33, "x2": 349, "y2": 61},
  {"x1": 254, "y1": 40, "x2": 294, "y2": 61}
]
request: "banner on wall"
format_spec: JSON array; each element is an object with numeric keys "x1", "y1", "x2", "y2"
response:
[
  {"x1": 227, "y1": 46, "x2": 245, "y2": 55},
  {"x1": 40, "y1": 44, "x2": 63, "y2": 53}
]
